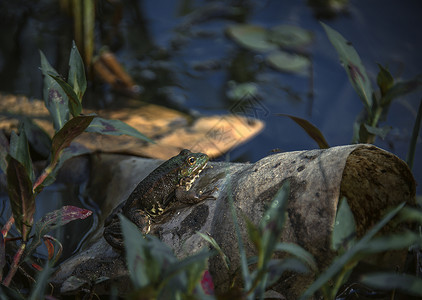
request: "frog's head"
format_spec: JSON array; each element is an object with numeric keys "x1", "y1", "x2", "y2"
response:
[{"x1": 177, "y1": 149, "x2": 209, "y2": 191}]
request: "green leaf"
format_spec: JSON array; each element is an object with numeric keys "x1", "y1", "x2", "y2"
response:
[
  {"x1": 300, "y1": 202, "x2": 405, "y2": 300},
  {"x1": 40, "y1": 50, "x2": 69, "y2": 131},
  {"x1": 198, "y1": 232, "x2": 230, "y2": 270},
  {"x1": 42, "y1": 143, "x2": 91, "y2": 187},
  {"x1": 269, "y1": 25, "x2": 313, "y2": 49},
  {"x1": 363, "y1": 124, "x2": 391, "y2": 140},
  {"x1": 332, "y1": 197, "x2": 356, "y2": 251},
  {"x1": 22, "y1": 117, "x2": 52, "y2": 159},
  {"x1": 381, "y1": 74, "x2": 422, "y2": 107},
  {"x1": 376, "y1": 64, "x2": 394, "y2": 97},
  {"x1": 226, "y1": 24, "x2": 278, "y2": 52},
  {"x1": 50, "y1": 114, "x2": 95, "y2": 168},
  {"x1": 68, "y1": 41, "x2": 87, "y2": 101},
  {"x1": 86, "y1": 117, "x2": 154, "y2": 143},
  {"x1": 259, "y1": 181, "x2": 290, "y2": 268},
  {"x1": 0, "y1": 130, "x2": 10, "y2": 173},
  {"x1": 6, "y1": 156, "x2": 35, "y2": 241},
  {"x1": 406, "y1": 98, "x2": 422, "y2": 170},
  {"x1": 278, "y1": 114, "x2": 330, "y2": 149},
  {"x1": 28, "y1": 261, "x2": 54, "y2": 300},
  {"x1": 10, "y1": 124, "x2": 34, "y2": 182},
  {"x1": 361, "y1": 273, "x2": 422, "y2": 297},
  {"x1": 244, "y1": 214, "x2": 262, "y2": 253},
  {"x1": 360, "y1": 231, "x2": 422, "y2": 253},
  {"x1": 266, "y1": 51, "x2": 310, "y2": 73},
  {"x1": 25, "y1": 206, "x2": 92, "y2": 258},
  {"x1": 275, "y1": 243, "x2": 317, "y2": 271},
  {"x1": 321, "y1": 22, "x2": 373, "y2": 113},
  {"x1": 399, "y1": 206, "x2": 422, "y2": 224},
  {"x1": 265, "y1": 258, "x2": 309, "y2": 287},
  {"x1": 48, "y1": 73, "x2": 82, "y2": 117}
]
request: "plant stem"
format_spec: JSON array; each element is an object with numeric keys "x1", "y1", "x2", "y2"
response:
[
  {"x1": 1, "y1": 216, "x2": 15, "y2": 238},
  {"x1": 3, "y1": 242, "x2": 26, "y2": 286}
]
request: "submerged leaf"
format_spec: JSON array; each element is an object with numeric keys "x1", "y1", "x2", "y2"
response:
[
  {"x1": 269, "y1": 25, "x2": 313, "y2": 48},
  {"x1": 9, "y1": 123, "x2": 34, "y2": 182},
  {"x1": 406, "y1": 98, "x2": 422, "y2": 170},
  {"x1": 266, "y1": 51, "x2": 310, "y2": 73},
  {"x1": 381, "y1": 74, "x2": 422, "y2": 107},
  {"x1": 278, "y1": 114, "x2": 330, "y2": 149},
  {"x1": 226, "y1": 24, "x2": 278, "y2": 52},
  {"x1": 363, "y1": 124, "x2": 391, "y2": 140},
  {"x1": 6, "y1": 156, "x2": 35, "y2": 241},
  {"x1": 86, "y1": 117, "x2": 154, "y2": 143},
  {"x1": 22, "y1": 117, "x2": 52, "y2": 159},
  {"x1": 321, "y1": 23, "x2": 373, "y2": 113},
  {"x1": 0, "y1": 131, "x2": 9, "y2": 173},
  {"x1": 40, "y1": 51, "x2": 69, "y2": 131}
]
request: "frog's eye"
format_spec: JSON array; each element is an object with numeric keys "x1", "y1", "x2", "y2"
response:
[{"x1": 188, "y1": 156, "x2": 196, "y2": 165}]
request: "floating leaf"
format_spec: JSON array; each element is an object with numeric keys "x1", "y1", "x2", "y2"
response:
[
  {"x1": 332, "y1": 197, "x2": 356, "y2": 251},
  {"x1": 376, "y1": 64, "x2": 394, "y2": 96},
  {"x1": 226, "y1": 24, "x2": 278, "y2": 52},
  {"x1": 321, "y1": 23, "x2": 373, "y2": 113},
  {"x1": 68, "y1": 41, "x2": 87, "y2": 101},
  {"x1": 266, "y1": 51, "x2": 310, "y2": 73},
  {"x1": 6, "y1": 156, "x2": 35, "y2": 241},
  {"x1": 25, "y1": 206, "x2": 92, "y2": 257},
  {"x1": 361, "y1": 273, "x2": 422, "y2": 297},
  {"x1": 269, "y1": 25, "x2": 313, "y2": 48},
  {"x1": 48, "y1": 73, "x2": 82, "y2": 117},
  {"x1": 40, "y1": 51, "x2": 69, "y2": 131},
  {"x1": 86, "y1": 117, "x2": 154, "y2": 143},
  {"x1": 22, "y1": 117, "x2": 52, "y2": 159},
  {"x1": 278, "y1": 114, "x2": 330, "y2": 149}
]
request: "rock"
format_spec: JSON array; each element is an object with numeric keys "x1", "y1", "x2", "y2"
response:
[{"x1": 51, "y1": 144, "x2": 415, "y2": 298}]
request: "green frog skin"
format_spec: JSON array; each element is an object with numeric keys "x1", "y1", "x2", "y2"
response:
[{"x1": 103, "y1": 149, "x2": 213, "y2": 250}]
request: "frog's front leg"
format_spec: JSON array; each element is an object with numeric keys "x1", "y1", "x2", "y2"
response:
[
  {"x1": 104, "y1": 208, "x2": 152, "y2": 250},
  {"x1": 175, "y1": 185, "x2": 217, "y2": 205}
]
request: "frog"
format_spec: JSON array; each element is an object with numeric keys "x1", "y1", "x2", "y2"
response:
[{"x1": 103, "y1": 149, "x2": 215, "y2": 250}]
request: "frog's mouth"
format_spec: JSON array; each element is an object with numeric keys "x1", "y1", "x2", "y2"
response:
[{"x1": 181, "y1": 162, "x2": 207, "y2": 191}]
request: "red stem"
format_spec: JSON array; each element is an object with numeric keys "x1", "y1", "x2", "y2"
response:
[
  {"x1": 3, "y1": 242, "x2": 26, "y2": 286},
  {"x1": 1, "y1": 216, "x2": 15, "y2": 238}
]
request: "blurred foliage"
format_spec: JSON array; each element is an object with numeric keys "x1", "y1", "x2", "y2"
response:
[{"x1": 0, "y1": 42, "x2": 151, "y2": 296}]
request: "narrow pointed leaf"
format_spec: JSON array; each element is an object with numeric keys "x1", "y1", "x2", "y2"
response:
[
  {"x1": 0, "y1": 131, "x2": 9, "y2": 173},
  {"x1": 363, "y1": 124, "x2": 391, "y2": 140},
  {"x1": 68, "y1": 41, "x2": 87, "y2": 100},
  {"x1": 361, "y1": 273, "x2": 422, "y2": 297},
  {"x1": 381, "y1": 74, "x2": 422, "y2": 107},
  {"x1": 332, "y1": 197, "x2": 356, "y2": 251},
  {"x1": 10, "y1": 124, "x2": 34, "y2": 182},
  {"x1": 40, "y1": 51, "x2": 69, "y2": 131},
  {"x1": 86, "y1": 117, "x2": 154, "y2": 143},
  {"x1": 6, "y1": 155, "x2": 35, "y2": 241},
  {"x1": 48, "y1": 73, "x2": 82, "y2": 117},
  {"x1": 278, "y1": 114, "x2": 330, "y2": 149},
  {"x1": 28, "y1": 261, "x2": 54, "y2": 300},
  {"x1": 50, "y1": 114, "x2": 95, "y2": 168},
  {"x1": 376, "y1": 64, "x2": 394, "y2": 96},
  {"x1": 406, "y1": 98, "x2": 422, "y2": 169},
  {"x1": 22, "y1": 117, "x2": 52, "y2": 159},
  {"x1": 0, "y1": 234, "x2": 5, "y2": 277},
  {"x1": 360, "y1": 231, "x2": 422, "y2": 253},
  {"x1": 275, "y1": 243, "x2": 317, "y2": 271},
  {"x1": 25, "y1": 206, "x2": 92, "y2": 257},
  {"x1": 321, "y1": 23, "x2": 373, "y2": 112},
  {"x1": 198, "y1": 232, "x2": 230, "y2": 270},
  {"x1": 300, "y1": 202, "x2": 405, "y2": 299}
]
